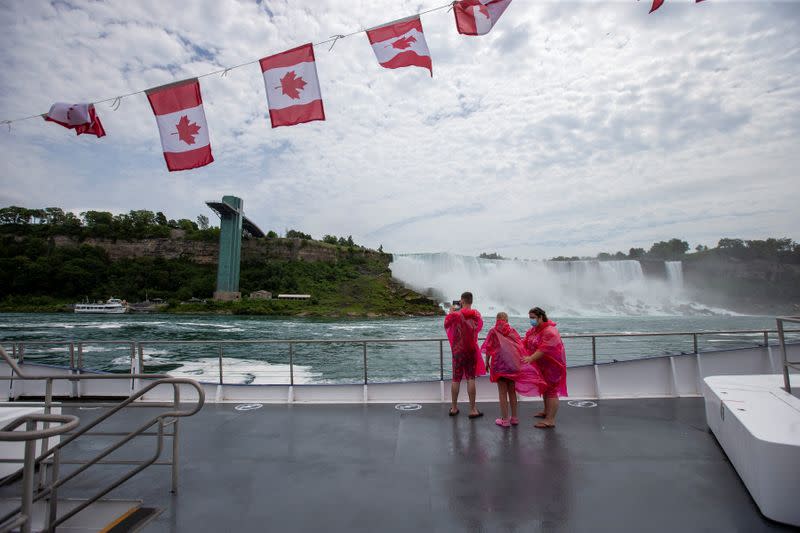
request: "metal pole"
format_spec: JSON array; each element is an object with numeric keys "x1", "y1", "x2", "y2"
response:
[
  {"x1": 19, "y1": 343, "x2": 25, "y2": 364},
  {"x1": 172, "y1": 384, "x2": 180, "y2": 493},
  {"x1": 363, "y1": 342, "x2": 368, "y2": 385},
  {"x1": 693, "y1": 333, "x2": 699, "y2": 355},
  {"x1": 218, "y1": 346, "x2": 224, "y2": 385},
  {"x1": 47, "y1": 447, "x2": 61, "y2": 532},
  {"x1": 591, "y1": 337, "x2": 597, "y2": 365},
  {"x1": 777, "y1": 319, "x2": 790, "y2": 393},
  {"x1": 39, "y1": 379, "x2": 53, "y2": 489},
  {"x1": 77, "y1": 344, "x2": 83, "y2": 370},
  {"x1": 289, "y1": 343, "x2": 294, "y2": 386},
  {"x1": 763, "y1": 331, "x2": 769, "y2": 347},
  {"x1": 138, "y1": 343, "x2": 145, "y2": 374},
  {"x1": 21, "y1": 420, "x2": 36, "y2": 533},
  {"x1": 69, "y1": 343, "x2": 74, "y2": 369},
  {"x1": 439, "y1": 340, "x2": 444, "y2": 381}
]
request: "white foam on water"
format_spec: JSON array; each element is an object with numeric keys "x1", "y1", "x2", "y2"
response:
[{"x1": 166, "y1": 358, "x2": 318, "y2": 385}]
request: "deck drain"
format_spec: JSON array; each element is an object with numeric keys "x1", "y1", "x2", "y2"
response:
[
  {"x1": 567, "y1": 400, "x2": 597, "y2": 408},
  {"x1": 395, "y1": 403, "x2": 422, "y2": 411},
  {"x1": 235, "y1": 403, "x2": 263, "y2": 412}
]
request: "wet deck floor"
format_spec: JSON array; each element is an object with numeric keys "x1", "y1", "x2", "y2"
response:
[{"x1": 16, "y1": 398, "x2": 799, "y2": 532}]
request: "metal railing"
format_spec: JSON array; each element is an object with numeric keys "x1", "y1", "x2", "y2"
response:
[
  {"x1": 4, "y1": 327, "x2": 798, "y2": 387},
  {"x1": 776, "y1": 317, "x2": 800, "y2": 393},
  {"x1": 0, "y1": 346, "x2": 205, "y2": 533},
  {"x1": 0, "y1": 414, "x2": 79, "y2": 533}
]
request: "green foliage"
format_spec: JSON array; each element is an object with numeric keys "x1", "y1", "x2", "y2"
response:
[
  {"x1": 479, "y1": 252, "x2": 505, "y2": 260},
  {"x1": 285, "y1": 229, "x2": 312, "y2": 240},
  {"x1": 648, "y1": 239, "x2": 690, "y2": 259},
  {"x1": 266, "y1": 230, "x2": 278, "y2": 239}
]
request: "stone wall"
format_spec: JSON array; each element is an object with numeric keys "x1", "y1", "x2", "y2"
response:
[{"x1": 49, "y1": 235, "x2": 389, "y2": 266}]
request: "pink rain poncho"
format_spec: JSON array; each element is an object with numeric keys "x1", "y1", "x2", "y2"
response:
[
  {"x1": 522, "y1": 321, "x2": 568, "y2": 397},
  {"x1": 481, "y1": 320, "x2": 547, "y2": 396},
  {"x1": 444, "y1": 308, "x2": 487, "y2": 378}
]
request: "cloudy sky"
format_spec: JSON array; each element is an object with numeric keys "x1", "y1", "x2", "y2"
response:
[{"x1": 1, "y1": 0, "x2": 798, "y2": 259}]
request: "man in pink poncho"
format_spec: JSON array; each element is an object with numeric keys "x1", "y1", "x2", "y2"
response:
[
  {"x1": 481, "y1": 312, "x2": 547, "y2": 427},
  {"x1": 522, "y1": 306, "x2": 568, "y2": 429},
  {"x1": 444, "y1": 291, "x2": 486, "y2": 418}
]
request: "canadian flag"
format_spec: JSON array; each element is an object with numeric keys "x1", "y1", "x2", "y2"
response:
[
  {"x1": 146, "y1": 78, "x2": 213, "y2": 172},
  {"x1": 454, "y1": 0, "x2": 513, "y2": 36},
  {"x1": 366, "y1": 16, "x2": 433, "y2": 76},
  {"x1": 260, "y1": 43, "x2": 325, "y2": 128},
  {"x1": 648, "y1": 0, "x2": 706, "y2": 13},
  {"x1": 43, "y1": 103, "x2": 106, "y2": 137}
]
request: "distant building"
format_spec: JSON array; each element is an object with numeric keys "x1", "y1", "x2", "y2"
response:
[
  {"x1": 249, "y1": 290, "x2": 272, "y2": 300},
  {"x1": 277, "y1": 294, "x2": 311, "y2": 301}
]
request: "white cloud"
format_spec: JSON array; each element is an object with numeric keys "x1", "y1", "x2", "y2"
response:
[{"x1": 0, "y1": 0, "x2": 798, "y2": 258}]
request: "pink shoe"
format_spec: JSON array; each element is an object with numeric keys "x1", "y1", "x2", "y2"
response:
[
  {"x1": 509, "y1": 417, "x2": 519, "y2": 426},
  {"x1": 495, "y1": 418, "x2": 511, "y2": 428}
]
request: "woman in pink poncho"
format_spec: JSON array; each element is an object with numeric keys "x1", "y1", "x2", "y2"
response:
[
  {"x1": 481, "y1": 312, "x2": 547, "y2": 428},
  {"x1": 522, "y1": 307, "x2": 568, "y2": 429}
]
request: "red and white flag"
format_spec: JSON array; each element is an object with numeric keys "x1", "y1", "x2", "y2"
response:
[
  {"x1": 260, "y1": 43, "x2": 325, "y2": 128},
  {"x1": 146, "y1": 78, "x2": 213, "y2": 172},
  {"x1": 43, "y1": 103, "x2": 106, "y2": 138},
  {"x1": 454, "y1": 0, "x2": 512, "y2": 36},
  {"x1": 366, "y1": 17, "x2": 433, "y2": 76},
  {"x1": 647, "y1": 0, "x2": 706, "y2": 14}
]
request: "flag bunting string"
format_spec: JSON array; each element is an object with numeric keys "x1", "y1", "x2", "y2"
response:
[{"x1": 0, "y1": 2, "x2": 455, "y2": 126}]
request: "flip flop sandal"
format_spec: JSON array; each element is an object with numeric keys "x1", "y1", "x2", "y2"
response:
[
  {"x1": 509, "y1": 417, "x2": 519, "y2": 425},
  {"x1": 468, "y1": 411, "x2": 484, "y2": 419},
  {"x1": 449, "y1": 408, "x2": 459, "y2": 416},
  {"x1": 534, "y1": 422, "x2": 555, "y2": 429},
  {"x1": 495, "y1": 418, "x2": 511, "y2": 427}
]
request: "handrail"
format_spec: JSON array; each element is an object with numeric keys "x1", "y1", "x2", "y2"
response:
[
  {"x1": 0, "y1": 414, "x2": 79, "y2": 441},
  {"x1": 0, "y1": 346, "x2": 205, "y2": 531},
  {"x1": 3, "y1": 327, "x2": 799, "y2": 385},
  {"x1": 776, "y1": 316, "x2": 800, "y2": 393}
]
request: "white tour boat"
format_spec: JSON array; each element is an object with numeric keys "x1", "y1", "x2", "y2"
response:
[{"x1": 73, "y1": 297, "x2": 128, "y2": 314}]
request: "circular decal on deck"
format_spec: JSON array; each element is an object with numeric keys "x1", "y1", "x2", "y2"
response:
[
  {"x1": 567, "y1": 400, "x2": 597, "y2": 408},
  {"x1": 235, "y1": 403, "x2": 263, "y2": 412},
  {"x1": 395, "y1": 403, "x2": 422, "y2": 411}
]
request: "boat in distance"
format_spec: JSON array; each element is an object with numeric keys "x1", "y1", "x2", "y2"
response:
[{"x1": 73, "y1": 297, "x2": 128, "y2": 314}]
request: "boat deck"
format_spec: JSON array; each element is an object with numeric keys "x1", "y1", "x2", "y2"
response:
[{"x1": 8, "y1": 397, "x2": 796, "y2": 532}]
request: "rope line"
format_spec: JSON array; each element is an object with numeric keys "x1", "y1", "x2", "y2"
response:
[{"x1": 0, "y1": 2, "x2": 454, "y2": 126}]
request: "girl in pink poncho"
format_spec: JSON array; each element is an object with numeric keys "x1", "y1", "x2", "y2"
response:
[
  {"x1": 522, "y1": 307, "x2": 568, "y2": 429},
  {"x1": 481, "y1": 312, "x2": 547, "y2": 428}
]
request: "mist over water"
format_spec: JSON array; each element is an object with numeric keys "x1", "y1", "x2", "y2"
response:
[{"x1": 389, "y1": 253, "x2": 732, "y2": 317}]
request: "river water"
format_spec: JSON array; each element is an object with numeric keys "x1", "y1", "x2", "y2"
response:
[{"x1": 0, "y1": 313, "x2": 794, "y2": 385}]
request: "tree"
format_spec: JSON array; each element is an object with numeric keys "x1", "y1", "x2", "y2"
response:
[
  {"x1": 378, "y1": 244, "x2": 384, "y2": 253},
  {"x1": 286, "y1": 229, "x2": 312, "y2": 240},
  {"x1": 628, "y1": 248, "x2": 645, "y2": 259},
  {"x1": 155, "y1": 212, "x2": 168, "y2": 226},
  {"x1": 346, "y1": 235, "x2": 354, "y2": 247},
  {"x1": 597, "y1": 252, "x2": 612, "y2": 261},
  {"x1": 718, "y1": 238, "x2": 745, "y2": 250},
  {"x1": 648, "y1": 239, "x2": 689, "y2": 259},
  {"x1": 322, "y1": 235, "x2": 338, "y2": 245},
  {"x1": 695, "y1": 244, "x2": 708, "y2": 253},
  {"x1": 196, "y1": 214, "x2": 209, "y2": 230},
  {"x1": 266, "y1": 230, "x2": 278, "y2": 239}
]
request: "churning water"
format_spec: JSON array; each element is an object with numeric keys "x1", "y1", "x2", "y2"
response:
[{"x1": 1, "y1": 312, "x2": 793, "y2": 385}]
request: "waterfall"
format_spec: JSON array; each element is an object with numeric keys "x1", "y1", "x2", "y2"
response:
[
  {"x1": 665, "y1": 261, "x2": 684, "y2": 290},
  {"x1": 390, "y1": 253, "x2": 709, "y2": 317}
]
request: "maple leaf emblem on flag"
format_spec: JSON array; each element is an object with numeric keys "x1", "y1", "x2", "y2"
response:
[
  {"x1": 391, "y1": 36, "x2": 417, "y2": 50},
  {"x1": 173, "y1": 115, "x2": 201, "y2": 145},
  {"x1": 278, "y1": 71, "x2": 307, "y2": 99}
]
